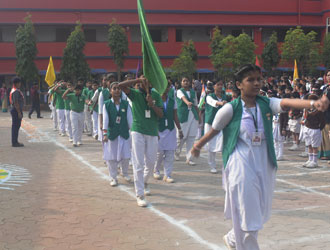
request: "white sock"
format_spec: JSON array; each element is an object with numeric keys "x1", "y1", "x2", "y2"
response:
[
  {"x1": 313, "y1": 153, "x2": 318, "y2": 163},
  {"x1": 308, "y1": 153, "x2": 313, "y2": 162}
]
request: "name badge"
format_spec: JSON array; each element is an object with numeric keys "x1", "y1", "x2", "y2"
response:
[
  {"x1": 116, "y1": 116, "x2": 121, "y2": 124},
  {"x1": 252, "y1": 132, "x2": 262, "y2": 146},
  {"x1": 145, "y1": 110, "x2": 151, "y2": 118},
  {"x1": 165, "y1": 119, "x2": 168, "y2": 126}
]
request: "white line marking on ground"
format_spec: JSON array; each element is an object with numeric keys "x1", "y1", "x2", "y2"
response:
[
  {"x1": 22, "y1": 124, "x2": 227, "y2": 250},
  {"x1": 306, "y1": 185, "x2": 330, "y2": 189},
  {"x1": 277, "y1": 170, "x2": 330, "y2": 177},
  {"x1": 0, "y1": 186, "x2": 14, "y2": 190},
  {"x1": 272, "y1": 205, "x2": 325, "y2": 214}
]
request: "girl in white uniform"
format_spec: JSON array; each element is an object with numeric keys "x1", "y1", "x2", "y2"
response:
[
  {"x1": 175, "y1": 77, "x2": 200, "y2": 165},
  {"x1": 191, "y1": 64, "x2": 325, "y2": 250},
  {"x1": 103, "y1": 82, "x2": 132, "y2": 186}
]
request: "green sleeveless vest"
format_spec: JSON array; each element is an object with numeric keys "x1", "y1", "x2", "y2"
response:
[
  {"x1": 177, "y1": 88, "x2": 199, "y2": 123},
  {"x1": 204, "y1": 93, "x2": 228, "y2": 125},
  {"x1": 159, "y1": 88, "x2": 175, "y2": 132},
  {"x1": 105, "y1": 99, "x2": 130, "y2": 141},
  {"x1": 222, "y1": 95, "x2": 277, "y2": 169},
  {"x1": 88, "y1": 89, "x2": 98, "y2": 112}
]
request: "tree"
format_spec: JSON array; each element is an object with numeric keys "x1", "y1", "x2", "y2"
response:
[
  {"x1": 261, "y1": 31, "x2": 280, "y2": 74},
  {"x1": 322, "y1": 33, "x2": 330, "y2": 69},
  {"x1": 181, "y1": 40, "x2": 198, "y2": 62},
  {"x1": 15, "y1": 14, "x2": 39, "y2": 83},
  {"x1": 60, "y1": 22, "x2": 90, "y2": 82},
  {"x1": 281, "y1": 26, "x2": 320, "y2": 75},
  {"x1": 211, "y1": 33, "x2": 256, "y2": 79},
  {"x1": 108, "y1": 19, "x2": 129, "y2": 81},
  {"x1": 171, "y1": 42, "x2": 197, "y2": 80},
  {"x1": 209, "y1": 26, "x2": 224, "y2": 74}
]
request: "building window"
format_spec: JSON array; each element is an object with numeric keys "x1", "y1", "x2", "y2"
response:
[
  {"x1": 150, "y1": 29, "x2": 162, "y2": 42},
  {"x1": 0, "y1": 25, "x2": 17, "y2": 42},
  {"x1": 84, "y1": 29, "x2": 96, "y2": 42},
  {"x1": 175, "y1": 27, "x2": 210, "y2": 42},
  {"x1": 176, "y1": 29, "x2": 183, "y2": 42},
  {"x1": 35, "y1": 26, "x2": 56, "y2": 42},
  {"x1": 130, "y1": 26, "x2": 168, "y2": 42},
  {"x1": 56, "y1": 28, "x2": 72, "y2": 42},
  {"x1": 0, "y1": 29, "x2": 2, "y2": 42}
]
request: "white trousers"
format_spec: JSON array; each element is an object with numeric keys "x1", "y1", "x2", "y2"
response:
[
  {"x1": 70, "y1": 111, "x2": 84, "y2": 144},
  {"x1": 52, "y1": 106, "x2": 58, "y2": 129},
  {"x1": 106, "y1": 159, "x2": 129, "y2": 180},
  {"x1": 65, "y1": 110, "x2": 73, "y2": 139},
  {"x1": 92, "y1": 111, "x2": 98, "y2": 137},
  {"x1": 274, "y1": 140, "x2": 284, "y2": 158},
  {"x1": 208, "y1": 152, "x2": 216, "y2": 169},
  {"x1": 84, "y1": 106, "x2": 92, "y2": 133},
  {"x1": 155, "y1": 150, "x2": 174, "y2": 177},
  {"x1": 226, "y1": 228, "x2": 259, "y2": 250},
  {"x1": 131, "y1": 132, "x2": 158, "y2": 197},
  {"x1": 57, "y1": 109, "x2": 66, "y2": 134},
  {"x1": 176, "y1": 136, "x2": 195, "y2": 160}
]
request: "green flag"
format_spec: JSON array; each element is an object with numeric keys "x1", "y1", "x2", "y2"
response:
[{"x1": 137, "y1": 0, "x2": 167, "y2": 95}]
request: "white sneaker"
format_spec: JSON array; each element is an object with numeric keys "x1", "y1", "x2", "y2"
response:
[
  {"x1": 60, "y1": 133, "x2": 66, "y2": 137},
  {"x1": 163, "y1": 176, "x2": 174, "y2": 183},
  {"x1": 306, "y1": 161, "x2": 318, "y2": 168},
  {"x1": 299, "y1": 152, "x2": 308, "y2": 157},
  {"x1": 289, "y1": 144, "x2": 299, "y2": 151},
  {"x1": 210, "y1": 168, "x2": 218, "y2": 174},
  {"x1": 123, "y1": 175, "x2": 131, "y2": 182},
  {"x1": 223, "y1": 235, "x2": 236, "y2": 250},
  {"x1": 137, "y1": 196, "x2": 147, "y2": 207},
  {"x1": 303, "y1": 160, "x2": 311, "y2": 167},
  {"x1": 186, "y1": 160, "x2": 196, "y2": 166},
  {"x1": 174, "y1": 152, "x2": 180, "y2": 161},
  {"x1": 153, "y1": 172, "x2": 161, "y2": 180},
  {"x1": 93, "y1": 135, "x2": 98, "y2": 140},
  {"x1": 69, "y1": 138, "x2": 73, "y2": 142},
  {"x1": 144, "y1": 183, "x2": 151, "y2": 196},
  {"x1": 77, "y1": 142, "x2": 82, "y2": 146},
  {"x1": 110, "y1": 179, "x2": 118, "y2": 187},
  {"x1": 276, "y1": 156, "x2": 284, "y2": 161}
]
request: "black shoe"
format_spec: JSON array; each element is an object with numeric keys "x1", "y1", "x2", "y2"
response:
[
  {"x1": 37, "y1": 116, "x2": 43, "y2": 118},
  {"x1": 28, "y1": 114, "x2": 31, "y2": 119},
  {"x1": 12, "y1": 142, "x2": 24, "y2": 147}
]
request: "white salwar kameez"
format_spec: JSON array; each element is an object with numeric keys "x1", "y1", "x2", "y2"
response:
[
  {"x1": 155, "y1": 101, "x2": 178, "y2": 178},
  {"x1": 176, "y1": 89, "x2": 199, "y2": 160},
  {"x1": 212, "y1": 98, "x2": 282, "y2": 250},
  {"x1": 205, "y1": 95, "x2": 223, "y2": 169},
  {"x1": 102, "y1": 100, "x2": 132, "y2": 180},
  {"x1": 273, "y1": 113, "x2": 284, "y2": 159}
]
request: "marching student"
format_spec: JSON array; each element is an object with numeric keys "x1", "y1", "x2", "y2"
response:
[
  {"x1": 63, "y1": 84, "x2": 87, "y2": 147},
  {"x1": 118, "y1": 76, "x2": 163, "y2": 207},
  {"x1": 87, "y1": 81, "x2": 100, "y2": 140},
  {"x1": 204, "y1": 80, "x2": 230, "y2": 173},
  {"x1": 82, "y1": 80, "x2": 92, "y2": 135},
  {"x1": 154, "y1": 83, "x2": 183, "y2": 183},
  {"x1": 48, "y1": 83, "x2": 58, "y2": 131},
  {"x1": 102, "y1": 82, "x2": 132, "y2": 186},
  {"x1": 50, "y1": 81, "x2": 66, "y2": 136},
  {"x1": 191, "y1": 64, "x2": 326, "y2": 250},
  {"x1": 64, "y1": 82, "x2": 73, "y2": 142},
  {"x1": 303, "y1": 94, "x2": 325, "y2": 168},
  {"x1": 175, "y1": 77, "x2": 200, "y2": 165}
]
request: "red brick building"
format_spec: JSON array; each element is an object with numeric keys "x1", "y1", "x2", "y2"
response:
[{"x1": 1, "y1": 0, "x2": 330, "y2": 81}]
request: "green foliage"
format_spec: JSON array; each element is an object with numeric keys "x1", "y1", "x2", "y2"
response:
[
  {"x1": 181, "y1": 40, "x2": 198, "y2": 62},
  {"x1": 15, "y1": 14, "x2": 39, "y2": 83},
  {"x1": 210, "y1": 33, "x2": 256, "y2": 79},
  {"x1": 60, "y1": 22, "x2": 90, "y2": 82},
  {"x1": 281, "y1": 26, "x2": 320, "y2": 75},
  {"x1": 209, "y1": 27, "x2": 224, "y2": 71},
  {"x1": 322, "y1": 34, "x2": 330, "y2": 69},
  {"x1": 261, "y1": 31, "x2": 280, "y2": 74},
  {"x1": 170, "y1": 40, "x2": 197, "y2": 80},
  {"x1": 108, "y1": 19, "x2": 129, "y2": 81}
]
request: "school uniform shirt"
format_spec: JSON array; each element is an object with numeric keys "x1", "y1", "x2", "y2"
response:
[
  {"x1": 50, "y1": 88, "x2": 65, "y2": 110},
  {"x1": 128, "y1": 88, "x2": 163, "y2": 137},
  {"x1": 212, "y1": 97, "x2": 282, "y2": 232},
  {"x1": 66, "y1": 93, "x2": 87, "y2": 113},
  {"x1": 103, "y1": 98, "x2": 133, "y2": 161},
  {"x1": 87, "y1": 89, "x2": 98, "y2": 112},
  {"x1": 158, "y1": 88, "x2": 177, "y2": 151}
]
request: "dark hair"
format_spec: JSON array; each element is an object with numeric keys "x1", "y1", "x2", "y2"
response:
[
  {"x1": 286, "y1": 86, "x2": 293, "y2": 92},
  {"x1": 110, "y1": 81, "x2": 119, "y2": 89},
  {"x1": 12, "y1": 76, "x2": 21, "y2": 85},
  {"x1": 234, "y1": 64, "x2": 261, "y2": 83},
  {"x1": 74, "y1": 84, "x2": 83, "y2": 90},
  {"x1": 308, "y1": 94, "x2": 319, "y2": 100},
  {"x1": 92, "y1": 80, "x2": 99, "y2": 85},
  {"x1": 283, "y1": 93, "x2": 291, "y2": 99},
  {"x1": 292, "y1": 92, "x2": 300, "y2": 99}
]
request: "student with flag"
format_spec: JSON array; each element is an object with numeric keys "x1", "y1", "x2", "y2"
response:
[
  {"x1": 10, "y1": 76, "x2": 24, "y2": 147},
  {"x1": 82, "y1": 80, "x2": 93, "y2": 136},
  {"x1": 63, "y1": 84, "x2": 88, "y2": 147},
  {"x1": 102, "y1": 82, "x2": 132, "y2": 186},
  {"x1": 64, "y1": 81, "x2": 73, "y2": 142},
  {"x1": 50, "y1": 81, "x2": 66, "y2": 136},
  {"x1": 154, "y1": 82, "x2": 183, "y2": 183},
  {"x1": 204, "y1": 80, "x2": 230, "y2": 173},
  {"x1": 118, "y1": 76, "x2": 163, "y2": 207},
  {"x1": 191, "y1": 64, "x2": 326, "y2": 250},
  {"x1": 175, "y1": 77, "x2": 200, "y2": 165}
]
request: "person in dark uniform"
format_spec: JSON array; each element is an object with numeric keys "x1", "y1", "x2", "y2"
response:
[
  {"x1": 28, "y1": 82, "x2": 43, "y2": 119},
  {"x1": 9, "y1": 77, "x2": 24, "y2": 147}
]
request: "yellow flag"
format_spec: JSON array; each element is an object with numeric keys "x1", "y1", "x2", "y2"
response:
[
  {"x1": 45, "y1": 56, "x2": 56, "y2": 87},
  {"x1": 293, "y1": 59, "x2": 299, "y2": 80}
]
